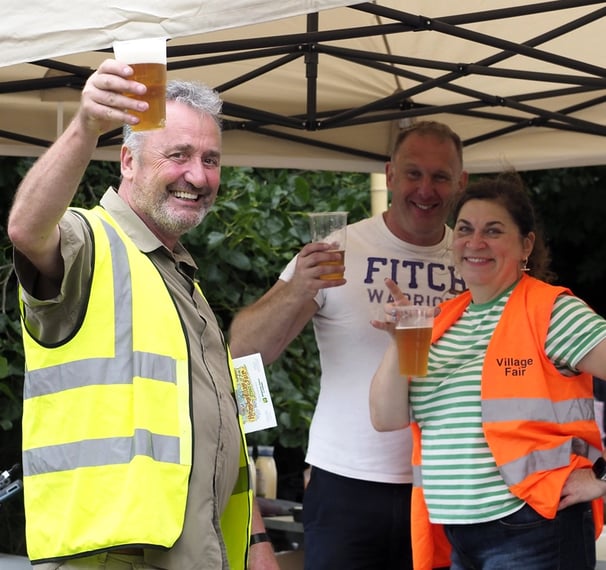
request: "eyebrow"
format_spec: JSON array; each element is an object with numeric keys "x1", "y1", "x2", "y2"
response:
[
  {"x1": 163, "y1": 144, "x2": 194, "y2": 156},
  {"x1": 403, "y1": 162, "x2": 450, "y2": 174},
  {"x1": 457, "y1": 218, "x2": 505, "y2": 227},
  {"x1": 167, "y1": 144, "x2": 221, "y2": 158}
]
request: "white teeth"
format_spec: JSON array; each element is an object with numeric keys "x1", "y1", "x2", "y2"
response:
[
  {"x1": 466, "y1": 257, "x2": 485, "y2": 263},
  {"x1": 173, "y1": 191, "x2": 198, "y2": 200}
]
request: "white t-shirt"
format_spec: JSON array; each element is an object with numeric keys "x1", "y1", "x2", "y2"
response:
[{"x1": 280, "y1": 213, "x2": 464, "y2": 483}]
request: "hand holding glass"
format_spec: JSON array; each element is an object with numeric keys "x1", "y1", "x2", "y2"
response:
[
  {"x1": 393, "y1": 306, "x2": 435, "y2": 377},
  {"x1": 112, "y1": 37, "x2": 167, "y2": 131},
  {"x1": 308, "y1": 212, "x2": 347, "y2": 280}
]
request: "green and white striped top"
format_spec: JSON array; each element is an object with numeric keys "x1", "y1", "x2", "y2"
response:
[{"x1": 410, "y1": 282, "x2": 606, "y2": 524}]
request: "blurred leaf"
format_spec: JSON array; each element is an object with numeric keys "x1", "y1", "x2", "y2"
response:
[{"x1": 0, "y1": 356, "x2": 8, "y2": 380}]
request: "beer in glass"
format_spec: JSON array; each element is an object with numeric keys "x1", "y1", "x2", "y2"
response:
[
  {"x1": 308, "y1": 211, "x2": 347, "y2": 280},
  {"x1": 394, "y1": 306, "x2": 435, "y2": 377},
  {"x1": 113, "y1": 37, "x2": 167, "y2": 131}
]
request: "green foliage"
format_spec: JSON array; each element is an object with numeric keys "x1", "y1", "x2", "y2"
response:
[
  {"x1": 184, "y1": 166, "x2": 371, "y2": 448},
  {"x1": 0, "y1": 157, "x2": 34, "y2": 555},
  {"x1": 0, "y1": 158, "x2": 33, "y2": 434}
]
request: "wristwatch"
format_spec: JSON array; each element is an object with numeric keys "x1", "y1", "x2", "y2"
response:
[
  {"x1": 592, "y1": 457, "x2": 606, "y2": 481},
  {"x1": 249, "y1": 532, "x2": 272, "y2": 546}
]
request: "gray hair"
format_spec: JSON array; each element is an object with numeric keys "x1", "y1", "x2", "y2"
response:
[{"x1": 123, "y1": 79, "x2": 223, "y2": 156}]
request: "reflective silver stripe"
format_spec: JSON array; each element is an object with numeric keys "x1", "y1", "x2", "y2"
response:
[
  {"x1": 483, "y1": 397, "x2": 599, "y2": 486},
  {"x1": 412, "y1": 395, "x2": 600, "y2": 490},
  {"x1": 24, "y1": 351, "x2": 177, "y2": 398},
  {"x1": 23, "y1": 215, "x2": 183, "y2": 477},
  {"x1": 412, "y1": 464, "x2": 422, "y2": 488},
  {"x1": 500, "y1": 438, "x2": 601, "y2": 487},
  {"x1": 23, "y1": 429, "x2": 181, "y2": 476},
  {"x1": 482, "y1": 397, "x2": 595, "y2": 424},
  {"x1": 499, "y1": 440, "x2": 571, "y2": 487}
]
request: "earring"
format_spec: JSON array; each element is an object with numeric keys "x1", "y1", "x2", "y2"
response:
[{"x1": 521, "y1": 258, "x2": 530, "y2": 272}]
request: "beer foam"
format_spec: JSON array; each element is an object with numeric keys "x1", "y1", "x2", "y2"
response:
[{"x1": 113, "y1": 38, "x2": 167, "y2": 65}]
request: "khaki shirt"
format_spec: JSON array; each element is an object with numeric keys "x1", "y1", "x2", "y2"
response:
[{"x1": 16, "y1": 188, "x2": 241, "y2": 570}]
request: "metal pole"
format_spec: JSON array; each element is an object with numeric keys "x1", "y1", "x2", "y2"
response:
[{"x1": 370, "y1": 172, "x2": 388, "y2": 215}]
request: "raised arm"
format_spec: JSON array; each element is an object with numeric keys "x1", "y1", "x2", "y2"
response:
[
  {"x1": 369, "y1": 277, "x2": 412, "y2": 431},
  {"x1": 7, "y1": 58, "x2": 147, "y2": 288},
  {"x1": 228, "y1": 242, "x2": 345, "y2": 363}
]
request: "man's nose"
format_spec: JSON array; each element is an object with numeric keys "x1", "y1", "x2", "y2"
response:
[
  {"x1": 184, "y1": 159, "x2": 208, "y2": 187},
  {"x1": 417, "y1": 174, "x2": 434, "y2": 195}
]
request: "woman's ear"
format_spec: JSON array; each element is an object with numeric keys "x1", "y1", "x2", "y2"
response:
[{"x1": 524, "y1": 231, "x2": 536, "y2": 258}]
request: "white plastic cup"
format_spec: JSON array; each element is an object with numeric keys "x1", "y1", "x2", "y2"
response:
[{"x1": 308, "y1": 211, "x2": 348, "y2": 280}]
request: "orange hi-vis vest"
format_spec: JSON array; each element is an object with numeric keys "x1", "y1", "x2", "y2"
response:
[{"x1": 410, "y1": 275, "x2": 604, "y2": 570}]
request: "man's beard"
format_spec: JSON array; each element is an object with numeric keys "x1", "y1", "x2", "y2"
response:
[
  {"x1": 131, "y1": 185, "x2": 210, "y2": 237},
  {"x1": 154, "y1": 201, "x2": 208, "y2": 235}
]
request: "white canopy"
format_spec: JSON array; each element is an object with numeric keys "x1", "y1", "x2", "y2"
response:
[{"x1": 2, "y1": 0, "x2": 606, "y2": 173}]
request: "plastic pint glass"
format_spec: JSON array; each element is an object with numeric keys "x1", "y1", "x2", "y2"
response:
[
  {"x1": 308, "y1": 211, "x2": 347, "y2": 280},
  {"x1": 394, "y1": 305, "x2": 435, "y2": 377},
  {"x1": 113, "y1": 37, "x2": 167, "y2": 130}
]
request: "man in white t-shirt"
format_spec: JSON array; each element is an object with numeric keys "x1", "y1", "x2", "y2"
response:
[{"x1": 229, "y1": 121, "x2": 468, "y2": 570}]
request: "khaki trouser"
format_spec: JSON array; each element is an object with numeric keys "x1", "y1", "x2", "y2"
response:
[{"x1": 36, "y1": 552, "x2": 162, "y2": 570}]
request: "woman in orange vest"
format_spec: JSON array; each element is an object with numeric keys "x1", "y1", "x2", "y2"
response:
[{"x1": 370, "y1": 171, "x2": 606, "y2": 570}]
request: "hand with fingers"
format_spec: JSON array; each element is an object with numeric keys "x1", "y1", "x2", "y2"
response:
[
  {"x1": 288, "y1": 241, "x2": 346, "y2": 298},
  {"x1": 78, "y1": 59, "x2": 149, "y2": 135},
  {"x1": 371, "y1": 278, "x2": 411, "y2": 335}
]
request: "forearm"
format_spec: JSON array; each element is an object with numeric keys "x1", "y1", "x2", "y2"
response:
[
  {"x1": 369, "y1": 341, "x2": 410, "y2": 431},
  {"x1": 8, "y1": 114, "x2": 99, "y2": 277},
  {"x1": 251, "y1": 499, "x2": 269, "y2": 535},
  {"x1": 248, "y1": 499, "x2": 279, "y2": 569},
  {"x1": 8, "y1": 58, "x2": 143, "y2": 277},
  {"x1": 230, "y1": 242, "x2": 348, "y2": 362},
  {"x1": 229, "y1": 280, "x2": 317, "y2": 363}
]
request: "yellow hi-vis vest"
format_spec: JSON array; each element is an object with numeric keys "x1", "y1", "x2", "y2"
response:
[{"x1": 20, "y1": 206, "x2": 252, "y2": 566}]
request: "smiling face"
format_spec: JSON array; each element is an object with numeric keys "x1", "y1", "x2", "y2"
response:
[
  {"x1": 385, "y1": 132, "x2": 468, "y2": 246},
  {"x1": 118, "y1": 100, "x2": 222, "y2": 249},
  {"x1": 453, "y1": 198, "x2": 535, "y2": 303}
]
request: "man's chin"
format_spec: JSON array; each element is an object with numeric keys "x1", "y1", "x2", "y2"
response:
[
  {"x1": 181, "y1": 209, "x2": 208, "y2": 231},
  {"x1": 156, "y1": 211, "x2": 206, "y2": 237}
]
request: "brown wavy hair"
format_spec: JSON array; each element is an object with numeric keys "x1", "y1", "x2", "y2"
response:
[{"x1": 452, "y1": 171, "x2": 556, "y2": 283}]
